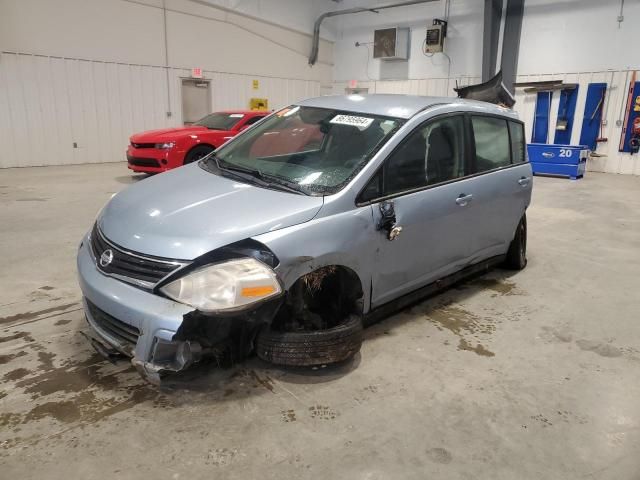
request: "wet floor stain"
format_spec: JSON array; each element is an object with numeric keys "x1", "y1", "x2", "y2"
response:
[
  {"x1": 4, "y1": 368, "x2": 31, "y2": 381},
  {"x1": 418, "y1": 303, "x2": 498, "y2": 357},
  {"x1": 530, "y1": 414, "x2": 553, "y2": 427},
  {"x1": 205, "y1": 448, "x2": 238, "y2": 467},
  {"x1": 0, "y1": 331, "x2": 35, "y2": 343},
  {"x1": 24, "y1": 399, "x2": 85, "y2": 424},
  {"x1": 457, "y1": 338, "x2": 495, "y2": 357},
  {"x1": 247, "y1": 369, "x2": 275, "y2": 393},
  {"x1": 309, "y1": 405, "x2": 337, "y2": 420},
  {"x1": 0, "y1": 350, "x2": 28, "y2": 365},
  {"x1": 575, "y1": 339, "x2": 622, "y2": 358},
  {"x1": 470, "y1": 278, "x2": 521, "y2": 296},
  {"x1": 425, "y1": 305, "x2": 496, "y2": 337},
  {"x1": 0, "y1": 303, "x2": 79, "y2": 325},
  {"x1": 541, "y1": 326, "x2": 573, "y2": 343},
  {"x1": 281, "y1": 409, "x2": 296, "y2": 422},
  {"x1": 1, "y1": 385, "x2": 167, "y2": 433},
  {"x1": 1, "y1": 348, "x2": 173, "y2": 446},
  {"x1": 354, "y1": 384, "x2": 381, "y2": 404},
  {"x1": 426, "y1": 447, "x2": 453, "y2": 464},
  {"x1": 555, "y1": 410, "x2": 588, "y2": 425},
  {"x1": 37, "y1": 351, "x2": 57, "y2": 371}
]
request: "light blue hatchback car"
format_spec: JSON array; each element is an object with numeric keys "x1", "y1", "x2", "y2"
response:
[{"x1": 77, "y1": 94, "x2": 532, "y2": 383}]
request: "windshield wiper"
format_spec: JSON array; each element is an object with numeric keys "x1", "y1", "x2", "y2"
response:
[
  {"x1": 259, "y1": 173, "x2": 311, "y2": 196},
  {"x1": 213, "y1": 156, "x2": 309, "y2": 196}
]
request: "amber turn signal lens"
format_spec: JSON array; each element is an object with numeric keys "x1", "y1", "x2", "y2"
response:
[{"x1": 241, "y1": 286, "x2": 276, "y2": 297}]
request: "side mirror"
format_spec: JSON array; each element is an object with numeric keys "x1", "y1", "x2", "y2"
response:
[
  {"x1": 377, "y1": 201, "x2": 402, "y2": 241},
  {"x1": 377, "y1": 200, "x2": 396, "y2": 232}
]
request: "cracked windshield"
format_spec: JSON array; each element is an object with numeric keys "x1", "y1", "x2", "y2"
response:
[{"x1": 205, "y1": 105, "x2": 403, "y2": 194}]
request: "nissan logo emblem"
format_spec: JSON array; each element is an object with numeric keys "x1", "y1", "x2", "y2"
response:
[{"x1": 99, "y1": 249, "x2": 114, "y2": 267}]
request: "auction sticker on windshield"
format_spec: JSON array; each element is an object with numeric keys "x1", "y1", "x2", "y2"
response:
[{"x1": 330, "y1": 114, "x2": 374, "y2": 129}]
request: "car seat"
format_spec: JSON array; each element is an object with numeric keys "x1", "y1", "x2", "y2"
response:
[{"x1": 425, "y1": 125, "x2": 456, "y2": 184}]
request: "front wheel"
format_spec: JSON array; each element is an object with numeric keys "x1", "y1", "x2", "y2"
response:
[
  {"x1": 256, "y1": 315, "x2": 363, "y2": 367},
  {"x1": 184, "y1": 145, "x2": 214, "y2": 165},
  {"x1": 504, "y1": 214, "x2": 527, "y2": 270}
]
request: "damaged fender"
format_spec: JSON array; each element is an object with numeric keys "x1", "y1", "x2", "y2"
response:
[{"x1": 253, "y1": 205, "x2": 376, "y2": 315}]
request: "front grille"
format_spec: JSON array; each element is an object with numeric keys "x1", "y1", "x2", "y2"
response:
[
  {"x1": 86, "y1": 299, "x2": 140, "y2": 349},
  {"x1": 131, "y1": 142, "x2": 155, "y2": 149},
  {"x1": 127, "y1": 156, "x2": 160, "y2": 167},
  {"x1": 90, "y1": 224, "x2": 186, "y2": 288}
]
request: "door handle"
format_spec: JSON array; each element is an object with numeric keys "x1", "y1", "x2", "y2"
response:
[
  {"x1": 455, "y1": 194, "x2": 473, "y2": 206},
  {"x1": 518, "y1": 177, "x2": 530, "y2": 187}
]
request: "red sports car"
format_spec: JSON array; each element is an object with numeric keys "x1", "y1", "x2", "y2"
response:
[{"x1": 127, "y1": 110, "x2": 269, "y2": 173}]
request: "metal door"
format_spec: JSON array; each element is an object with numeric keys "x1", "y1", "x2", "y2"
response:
[
  {"x1": 466, "y1": 116, "x2": 532, "y2": 262},
  {"x1": 369, "y1": 114, "x2": 476, "y2": 308},
  {"x1": 371, "y1": 177, "x2": 482, "y2": 308},
  {"x1": 181, "y1": 79, "x2": 211, "y2": 124}
]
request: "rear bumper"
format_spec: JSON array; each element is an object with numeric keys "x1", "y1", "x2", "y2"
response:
[
  {"x1": 126, "y1": 145, "x2": 184, "y2": 173},
  {"x1": 77, "y1": 232, "x2": 196, "y2": 383}
]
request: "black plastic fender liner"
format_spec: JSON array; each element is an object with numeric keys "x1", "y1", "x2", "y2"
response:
[{"x1": 172, "y1": 295, "x2": 285, "y2": 363}]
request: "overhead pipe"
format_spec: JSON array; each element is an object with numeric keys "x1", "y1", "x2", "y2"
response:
[
  {"x1": 308, "y1": 0, "x2": 439, "y2": 66},
  {"x1": 482, "y1": 0, "x2": 502, "y2": 82},
  {"x1": 499, "y1": 0, "x2": 524, "y2": 94}
]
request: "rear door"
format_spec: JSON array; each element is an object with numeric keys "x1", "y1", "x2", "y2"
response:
[
  {"x1": 363, "y1": 114, "x2": 479, "y2": 308},
  {"x1": 465, "y1": 115, "x2": 532, "y2": 262}
]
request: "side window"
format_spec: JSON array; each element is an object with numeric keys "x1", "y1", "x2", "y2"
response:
[
  {"x1": 359, "y1": 170, "x2": 382, "y2": 203},
  {"x1": 381, "y1": 115, "x2": 466, "y2": 196},
  {"x1": 243, "y1": 116, "x2": 264, "y2": 127},
  {"x1": 471, "y1": 116, "x2": 511, "y2": 172},
  {"x1": 508, "y1": 121, "x2": 525, "y2": 164}
]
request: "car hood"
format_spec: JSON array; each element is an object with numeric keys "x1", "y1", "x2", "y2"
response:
[
  {"x1": 98, "y1": 164, "x2": 324, "y2": 260},
  {"x1": 130, "y1": 126, "x2": 217, "y2": 143}
]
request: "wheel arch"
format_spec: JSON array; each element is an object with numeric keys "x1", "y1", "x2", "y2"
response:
[
  {"x1": 186, "y1": 142, "x2": 216, "y2": 153},
  {"x1": 270, "y1": 263, "x2": 365, "y2": 332},
  {"x1": 182, "y1": 143, "x2": 216, "y2": 165}
]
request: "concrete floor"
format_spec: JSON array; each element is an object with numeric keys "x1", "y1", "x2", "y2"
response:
[{"x1": 1, "y1": 163, "x2": 640, "y2": 479}]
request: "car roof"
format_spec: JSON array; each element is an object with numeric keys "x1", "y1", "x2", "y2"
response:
[
  {"x1": 219, "y1": 110, "x2": 269, "y2": 115},
  {"x1": 296, "y1": 94, "x2": 517, "y2": 120}
]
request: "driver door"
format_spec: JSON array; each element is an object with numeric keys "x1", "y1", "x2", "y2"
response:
[{"x1": 364, "y1": 114, "x2": 477, "y2": 308}]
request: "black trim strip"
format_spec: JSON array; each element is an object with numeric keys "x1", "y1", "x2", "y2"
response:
[
  {"x1": 364, "y1": 255, "x2": 506, "y2": 327},
  {"x1": 86, "y1": 299, "x2": 140, "y2": 346}
]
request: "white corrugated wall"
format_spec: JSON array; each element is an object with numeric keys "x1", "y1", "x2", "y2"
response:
[
  {"x1": 332, "y1": 76, "x2": 482, "y2": 97},
  {"x1": 0, "y1": 51, "x2": 320, "y2": 168},
  {"x1": 333, "y1": 70, "x2": 640, "y2": 176}
]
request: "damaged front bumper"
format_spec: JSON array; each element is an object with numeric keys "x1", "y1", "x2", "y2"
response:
[
  {"x1": 78, "y1": 236, "x2": 204, "y2": 383},
  {"x1": 77, "y1": 235, "x2": 283, "y2": 384}
]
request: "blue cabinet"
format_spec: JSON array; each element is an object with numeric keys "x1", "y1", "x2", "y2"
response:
[{"x1": 527, "y1": 144, "x2": 588, "y2": 180}]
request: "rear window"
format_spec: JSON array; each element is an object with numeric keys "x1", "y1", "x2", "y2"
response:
[
  {"x1": 471, "y1": 116, "x2": 511, "y2": 172},
  {"x1": 508, "y1": 121, "x2": 526, "y2": 163}
]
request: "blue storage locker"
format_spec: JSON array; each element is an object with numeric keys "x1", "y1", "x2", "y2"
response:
[{"x1": 527, "y1": 144, "x2": 588, "y2": 180}]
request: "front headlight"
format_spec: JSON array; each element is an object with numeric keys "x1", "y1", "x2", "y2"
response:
[
  {"x1": 160, "y1": 258, "x2": 281, "y2": 312},
  {"x1": 155, "y1": 142, "x2": 175, "y2": 149}
]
